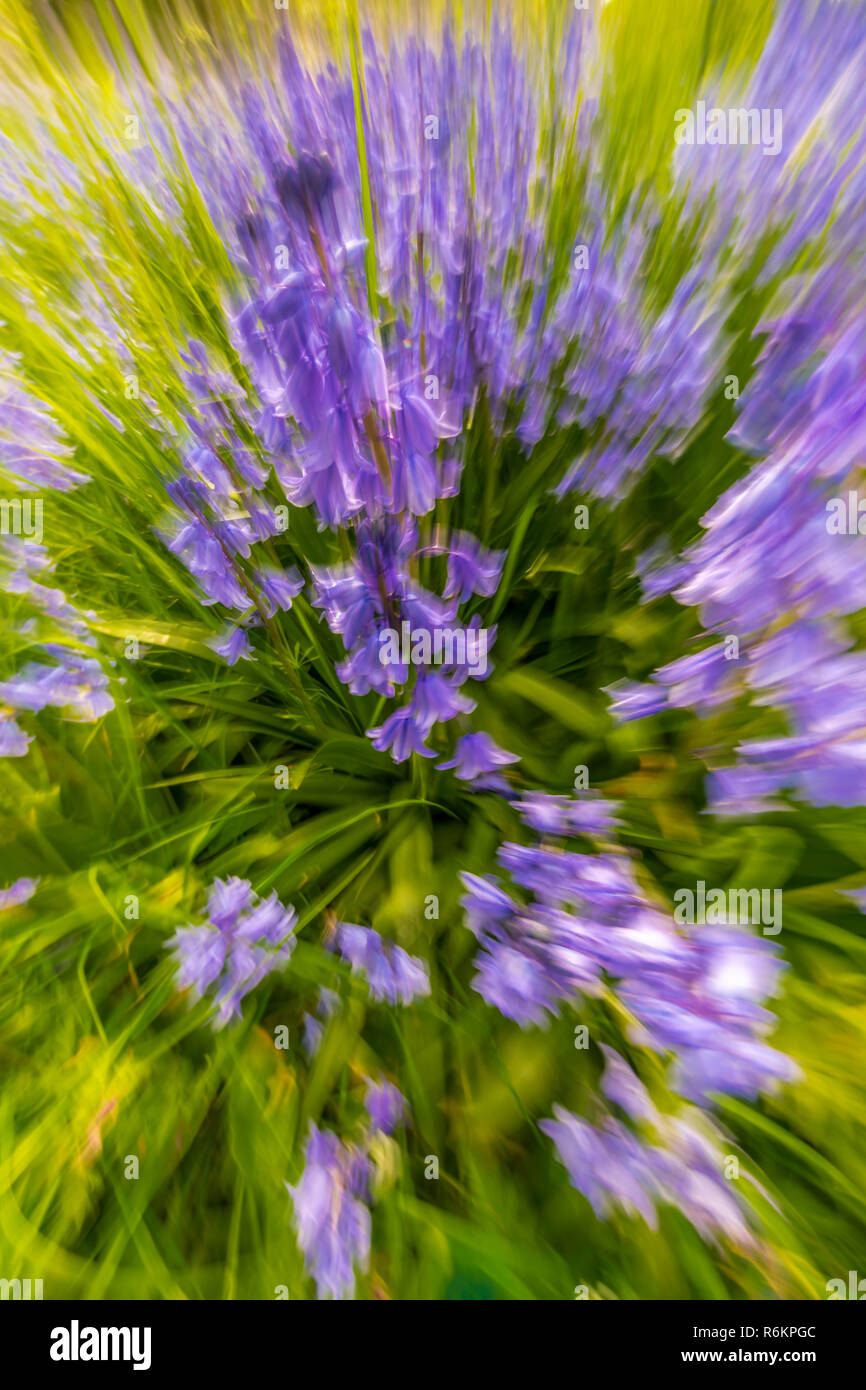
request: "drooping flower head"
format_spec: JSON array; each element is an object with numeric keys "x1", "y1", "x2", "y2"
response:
[
  {"x1": 166, "y1": 876, "x2": 297, "y2": 1028},
  {"x1": 286, "y1": 1124, "x2": 372, "y2": 1300}
]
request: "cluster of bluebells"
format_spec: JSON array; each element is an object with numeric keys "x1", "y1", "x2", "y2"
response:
[
  {"x1": 188, "y1": 20, "x2": 721, "y2": 477},
  {"x1": 155, "y1": 125, "x2": 512, "y2": 756},
  {"x1": 546, "y1": 196, "x2": 723, "y2": 499},
  {"x1": 461, "y1": 788, "x2": 795, "y2": 1106},
  {"x1": 333, "y1": 921, "x2": 431, "y2": 1005},
  {"x1": 301, "y1": 985, "x2": 340, "y2": 1060},
  {"x1": 159, "y1": 343, "x2": 302, "y2": 665},
  {"x1": 286, "y1": 1126, "x2": 372, "y2": 1301},
  {"x1": 671, "y1": 0, "x2": 866, "y2": 284},
  {"x1": 0, "y1": 876, "x2": 39, "y2": 911},
  {"x1": 542, "y1": 1048, "x2": 762, "y2": 1247},
  {"x1": 0, "y1": 363, "x2": 113, "y2": 758},
  {"x1": 145, "y1": 12, "x2": 821, "y2": 1275},
  {"x1": 165, "y1": 876, "x2": 298, "y2": 1029},
  {"x1": 174, "y1": 24, "x2": 585, "y2": 435},
  {"x1": 0, "y1": 539, "x2": 113, "y2": 751},
  {"x1": 0, "y1": 354, "x2": 89, "y2": 492},
  {"x1": 455, "y1": 767, "x2": 797, "y2": 1250},
  {"x1": 227, "y1": 137, "x2": 509, "y2": 761},
  {"x1": 9, "y1": 0, "x2": 856, "y2": 1294},
  {"x1": 163, "y1": 881, "x2": 423, "y2": 1295},
  {"x1": 162, "y1": 875, "x2": 425, "y2": 1292},
  {"x1": 615, "y1": 267, "x2": 866, "y2": 812},
  {"x1": 310, "y1": 517, "x2": 504, "y2": 761},
  {"x1": 606, "y1": 0, "x2": 866, "y2": 813},
  {"x1": 142, "y1": 16, "x2": 730, "y2": 764},
  {"x1": 287, "y1": 1076, "x2": 407, "y2": 1299}
]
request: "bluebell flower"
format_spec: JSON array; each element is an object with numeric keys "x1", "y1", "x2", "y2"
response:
[
  {"x1": 208, "y1": 624, "x2": 254, "y2": 665},
  {"x1": 461, "y1": 838, "x2": 795, "y2": 1105},
  {"x1": 442, "y1": 532, "x2": 505, "y2": 603},
  {"x1": 166, "y1": 877, "x2": 297, "y2": 1028},
  {"x1": 367, "y1": 708, "x2": 437, "y2": 762},
  {"x1": 365, "y1": 1078, "x2": 406, "y2": 1136},
  {"x1": 515, "y1": 791, "x2": 621, "y2": 837},
  {"x1": 0, "y1": 713, "x2": 32, "y2": 756},
  {"x1": 302, "y1": 986, "x2": 340, "y2": 1060},
  {"x1": 407, "y1": 673, "x2": 476, "y2": 733},
  {"x1": 543, "y1": 1094, "x2": 760, "y2": 1248},
  {"x1": 603, "y1": 679, "x2": 669, "y2": 721},
  {"x1": 599, "y1": 1046, "x2": 657, "y2": 1124},
  {"x1": 335, "y1": 923, "x2": 430, "y2": 1005},
  {"x1": 254, "y1": 565, "x2": 304, "y2": 617},
  {"x1": 286, "y1": 1124, "x2": 371, "y2": 1300},
  {"x1": 0, "y1": 358, "x2": 90, "y2": 491},
  {"x1": 437, "y1": 731, "x2": 519, "y2": 780},
  {"x1": 0, "y1": 531, "x2": 114, "y2": 757},
  {"x1": 0, "y1": 877, "x2": 39, "y2": 910}
]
